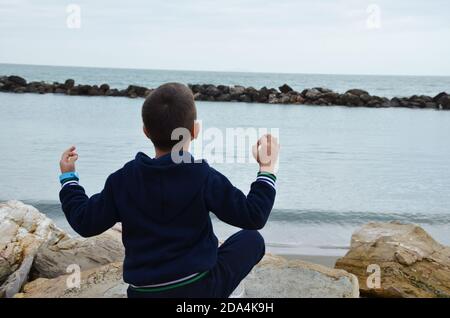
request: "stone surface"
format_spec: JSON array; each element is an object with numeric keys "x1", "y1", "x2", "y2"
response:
[
  {"x1": 0, "y1": 201, "x2": 67, "y2": 296},
  {"x1": 16, "y1": 262, "x2": 126, "y2": 298},
  {"x1": 1, "y1": 75, "x2": 449, "y2": 110},
  {"x1": 243, "y1": 255, "x2": 359, "y2": 298},
  {"x1": 279, "y1": 84, "x2": 293, "y2": 94},
  {"x1": 32, "y1": 227, "x2": 124, "y2": 279},
  {"x1": 335, "y1": 222, "x2": 450, "y2": 298},
  {"x1": 18, "y1": 254, "x2": 359, "y2": 298}
]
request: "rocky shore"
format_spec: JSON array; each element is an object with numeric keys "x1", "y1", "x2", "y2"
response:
[
  {"x1": 1, "y1": 75, "x2": 449, "y2": 110},
  {"x1": 1, "y1": 200, "x2": 449, "y2": 298}
]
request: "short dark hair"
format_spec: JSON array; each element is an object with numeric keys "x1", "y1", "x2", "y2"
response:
[{"x1": 142, "y1": 83, "x2": 197, "y2": 150}]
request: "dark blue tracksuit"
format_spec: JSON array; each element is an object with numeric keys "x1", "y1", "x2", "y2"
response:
[{"x1": 59, "y1": 152, "x2": 276, "y2": 298}]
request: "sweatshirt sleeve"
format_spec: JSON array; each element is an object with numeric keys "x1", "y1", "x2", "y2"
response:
[
  {"x1": 59, "y1": 174, "x2": 120, "y2": 237},
  {"x1": 205, "y1": 168, "x2": 276, "y2": 230}
]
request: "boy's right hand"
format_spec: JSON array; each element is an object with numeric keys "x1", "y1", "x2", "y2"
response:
[
  {"x1": 60, "y1": 146, "x2": 79, "y2": 173},
  {"x1": 253, "y1": 134, "x2": 280, "y2": 174}
]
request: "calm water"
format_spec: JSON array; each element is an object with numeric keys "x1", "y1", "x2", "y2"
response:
[{"x1": 1, "y1": 64, "x2": 450, "y2": 255}]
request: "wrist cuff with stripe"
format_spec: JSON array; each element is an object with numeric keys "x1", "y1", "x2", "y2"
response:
[
  {"x1": 59, "y1": 171, "x2": 79, "y2": 187},
  {"x1": 256, "y1": 171, "x2": 277, "y2": 190}
]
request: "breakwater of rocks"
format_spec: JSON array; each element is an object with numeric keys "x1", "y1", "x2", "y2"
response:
[{"x1": 1, "y1": 75, "x2": 449, "y2": 110}]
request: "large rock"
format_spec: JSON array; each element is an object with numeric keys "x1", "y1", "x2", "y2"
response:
[
  {"x1": 230, "y1": 85, "x2": 246, "y2": 100},
  {"x1": 126, "y1": 85, "x2": 148, "y2": 97},
  {"x1": 16, "y1": 262, "x2": 125, "y2": 298},
  {"x1": 0, "y1": 201, "x2": 67, "y2": 297},
  {"x1": 32, "y1": 226, "x2": 124, "y2": 279},
  {"x1": 244, "y1": 254, "x2": 359, "y2": 298},
  {"x1": 301, "y1": 88, "x2": 322, "y2": 100},
  {"x1": 7, "y1": 75, "x2": 27, "y2": 87},
  {"x1": 64, "y1": 79, "x2": 75, "y2": 89},
  {"x1": 433, "y1": 92, "x2": 450, "y2": 110},
  {"x1": 17, "y1": 254, "x2": 358, "y2": 298},
  {"x1": 335, "y1": 222, "x2": 450, "y2": 298},
  {"x1": 204, "y1": 85, "x2": 221, "y2": 97},
  {"x1": 279, "y1": 84, "x2": 293, "y2": 94},
  {"x1": 345, "y1": 89, "x2": 369, "y2": 97}
]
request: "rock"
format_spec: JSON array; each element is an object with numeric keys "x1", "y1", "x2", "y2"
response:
[
  {"x1": 335, "y1": 222, "x2": 450, "y2": 298},
  {"x1": 279, "y1": 84, "x2": 293, "y2": 94},
  {"x1": 126, "y1": 85, "x2": 147, "y2": 97},
  {"x1": 435, "y1": 94, "x2": 450, "y2": 110},
  {"x1": 204, "y1": 85, "x2": 221, "y2": 97},
  {"x1": 230, "y1": 85, "x2": 246, "y2": 100},
  {"x1": 64, "y1": 79, "x2": 75, "y2": 89},
  {"x1": 301, "y1": 88, "x2": 322, "y2": 100},
  {"x1": 279, "y1": 95, "x2": 291, "y2": 104},
  {"x1": 18, "y1": 254, "x2": 358, "y2": 298},
  {"x1": 433, "y1": 92, "x2": 448, "y2": 103},
  {"x1": 0, "y1": 75, "x2": 447, "y2": 110},
  {"x1": 360, "y1": 93, "x2": 372, "y2": 103},
  {"x1": 244, "y1": 254, "x2": 359, "y2": 298},
  {"x1": 217, "y1": 85, "x2": 230, "y2": 94},
  {"x1": 216, "y1": 94, "x2": 232, "y2": 102},
  {"x1": 268, "y1": 93, "x2": 279, "y2": 104},
  {"x1": 257, "y1": 87, "x2": 271, "y2": 102},
  {"x1": 99, "y1": 83, "x2": 110, "y2": 92},
  {"x1": 245, "y1": 87, "x2": 260, "y2": 102},
  {"x1": 314, "y1": 98, "x2": 330, "y2": 106},
  {"x1": 0, "y1": 201, "x2": 67, "y2": 297},
  {"x1": 345, "y1": 89, "x2": 369, "y2": 97},
  {"x1": 314, "y1": 87, "x2": 334, "y2": 94},
  {"x1": 389, "y1": 97, "x2": 401, "y2": 107},
  {"x1": 13, "y1": 87, "x2": 26, "y2": 93},
  {"x1": 7, "y1": 75, "x2": 27, "y2": 87},
  {"x1": 294, "y1": 95, "x2": 305, "y2": 104},
  {"x1": 105, "y1": 88, "x2": 119, "y2": 96},
  {"x1": 320, "y1": 92, "x2": 339, "y2": 104},
  {"x1": 88, "y1": 86, "x2": 101, "y2": 96},
  {"x1": 17, "y1": 262, "x2": 125, "y2": 298},
  {"x1": 77, "y1": 85, "x2": 92, "y2": 95},
  {"x1": 54, "y1": 88, "x2": 66, "y2": 94},
  {"x1": 238, "y1": 94, "x2": 252, "y2": 103},
  {"x1": 0, "y1": 255, "x2": 34, "y2": 298},
  {"x1": 32, "y1": 227, "x2": 124, "y2": 279},
  {"x1": 339, "y1": 93, "x2": 363, "y2": 106}
]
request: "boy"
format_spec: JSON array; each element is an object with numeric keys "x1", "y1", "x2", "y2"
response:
[{"x1": 59, "y1": 83, "x2": 279, "y2": 298}]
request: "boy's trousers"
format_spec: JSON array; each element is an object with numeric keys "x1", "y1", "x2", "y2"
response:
[{"x1": 127, "y1": 230, "x2": 265, "y2": 298}]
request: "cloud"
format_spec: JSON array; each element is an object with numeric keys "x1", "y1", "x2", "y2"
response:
[{"x1": 0, "y1": 0, "x2": 449, "y2": 75}]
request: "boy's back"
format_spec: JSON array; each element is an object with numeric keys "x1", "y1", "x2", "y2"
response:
[{"x1": 58, "y1": 83, "x2": 279, "y2": 297}]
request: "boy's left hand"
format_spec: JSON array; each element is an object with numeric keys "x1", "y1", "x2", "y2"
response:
[{"x1": 60, "y1": 146, "x2": 79, "y2": 173}]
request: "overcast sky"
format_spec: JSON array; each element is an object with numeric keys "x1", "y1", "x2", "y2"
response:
[{"x1": 0, "y1": 0, "x2": 449, "y2": 76}]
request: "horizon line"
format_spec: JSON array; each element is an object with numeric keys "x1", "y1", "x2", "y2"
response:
[{"x1": 1, "y1": 62, "x2": 449, "y2": 79}]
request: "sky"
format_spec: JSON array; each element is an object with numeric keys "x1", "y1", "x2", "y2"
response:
[{"x1": 0, "y1": 0, "x2": 449, "y2": 76}]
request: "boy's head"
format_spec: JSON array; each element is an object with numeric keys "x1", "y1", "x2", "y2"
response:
[{"x1": 142, "y1": 83, "x2": 197, "y2": 151}]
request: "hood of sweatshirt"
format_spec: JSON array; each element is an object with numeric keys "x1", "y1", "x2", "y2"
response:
[{"x1": 124, "y1": 151, "x2": 210, "y2": 224}]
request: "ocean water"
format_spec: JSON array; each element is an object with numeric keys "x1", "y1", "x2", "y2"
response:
[
  {"x1": 1, "y1": 64, "x2": 450, "y2": 256},
  {"x1": 2, "y1": 63, "x2": 450, "y2": 98}
]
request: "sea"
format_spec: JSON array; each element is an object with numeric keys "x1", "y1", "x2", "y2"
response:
[{"x1": 1, "y1": 63, "x2": 450, "y2": 256}]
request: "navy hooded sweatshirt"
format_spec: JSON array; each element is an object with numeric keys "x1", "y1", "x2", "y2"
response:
[{"x1": 59, "y1": 152, "x2": 276, "y2": 286}]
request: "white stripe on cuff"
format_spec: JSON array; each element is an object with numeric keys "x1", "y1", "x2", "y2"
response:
[
  {"x1": 61, "y1": 180, "x2": 79, "y2": 188},
  {"x1": 256, "y1": 176, "x2": 276, "y2": 189},
  {"x1": 130, "y1": 272, "x2": 200, "y2": 288}
]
